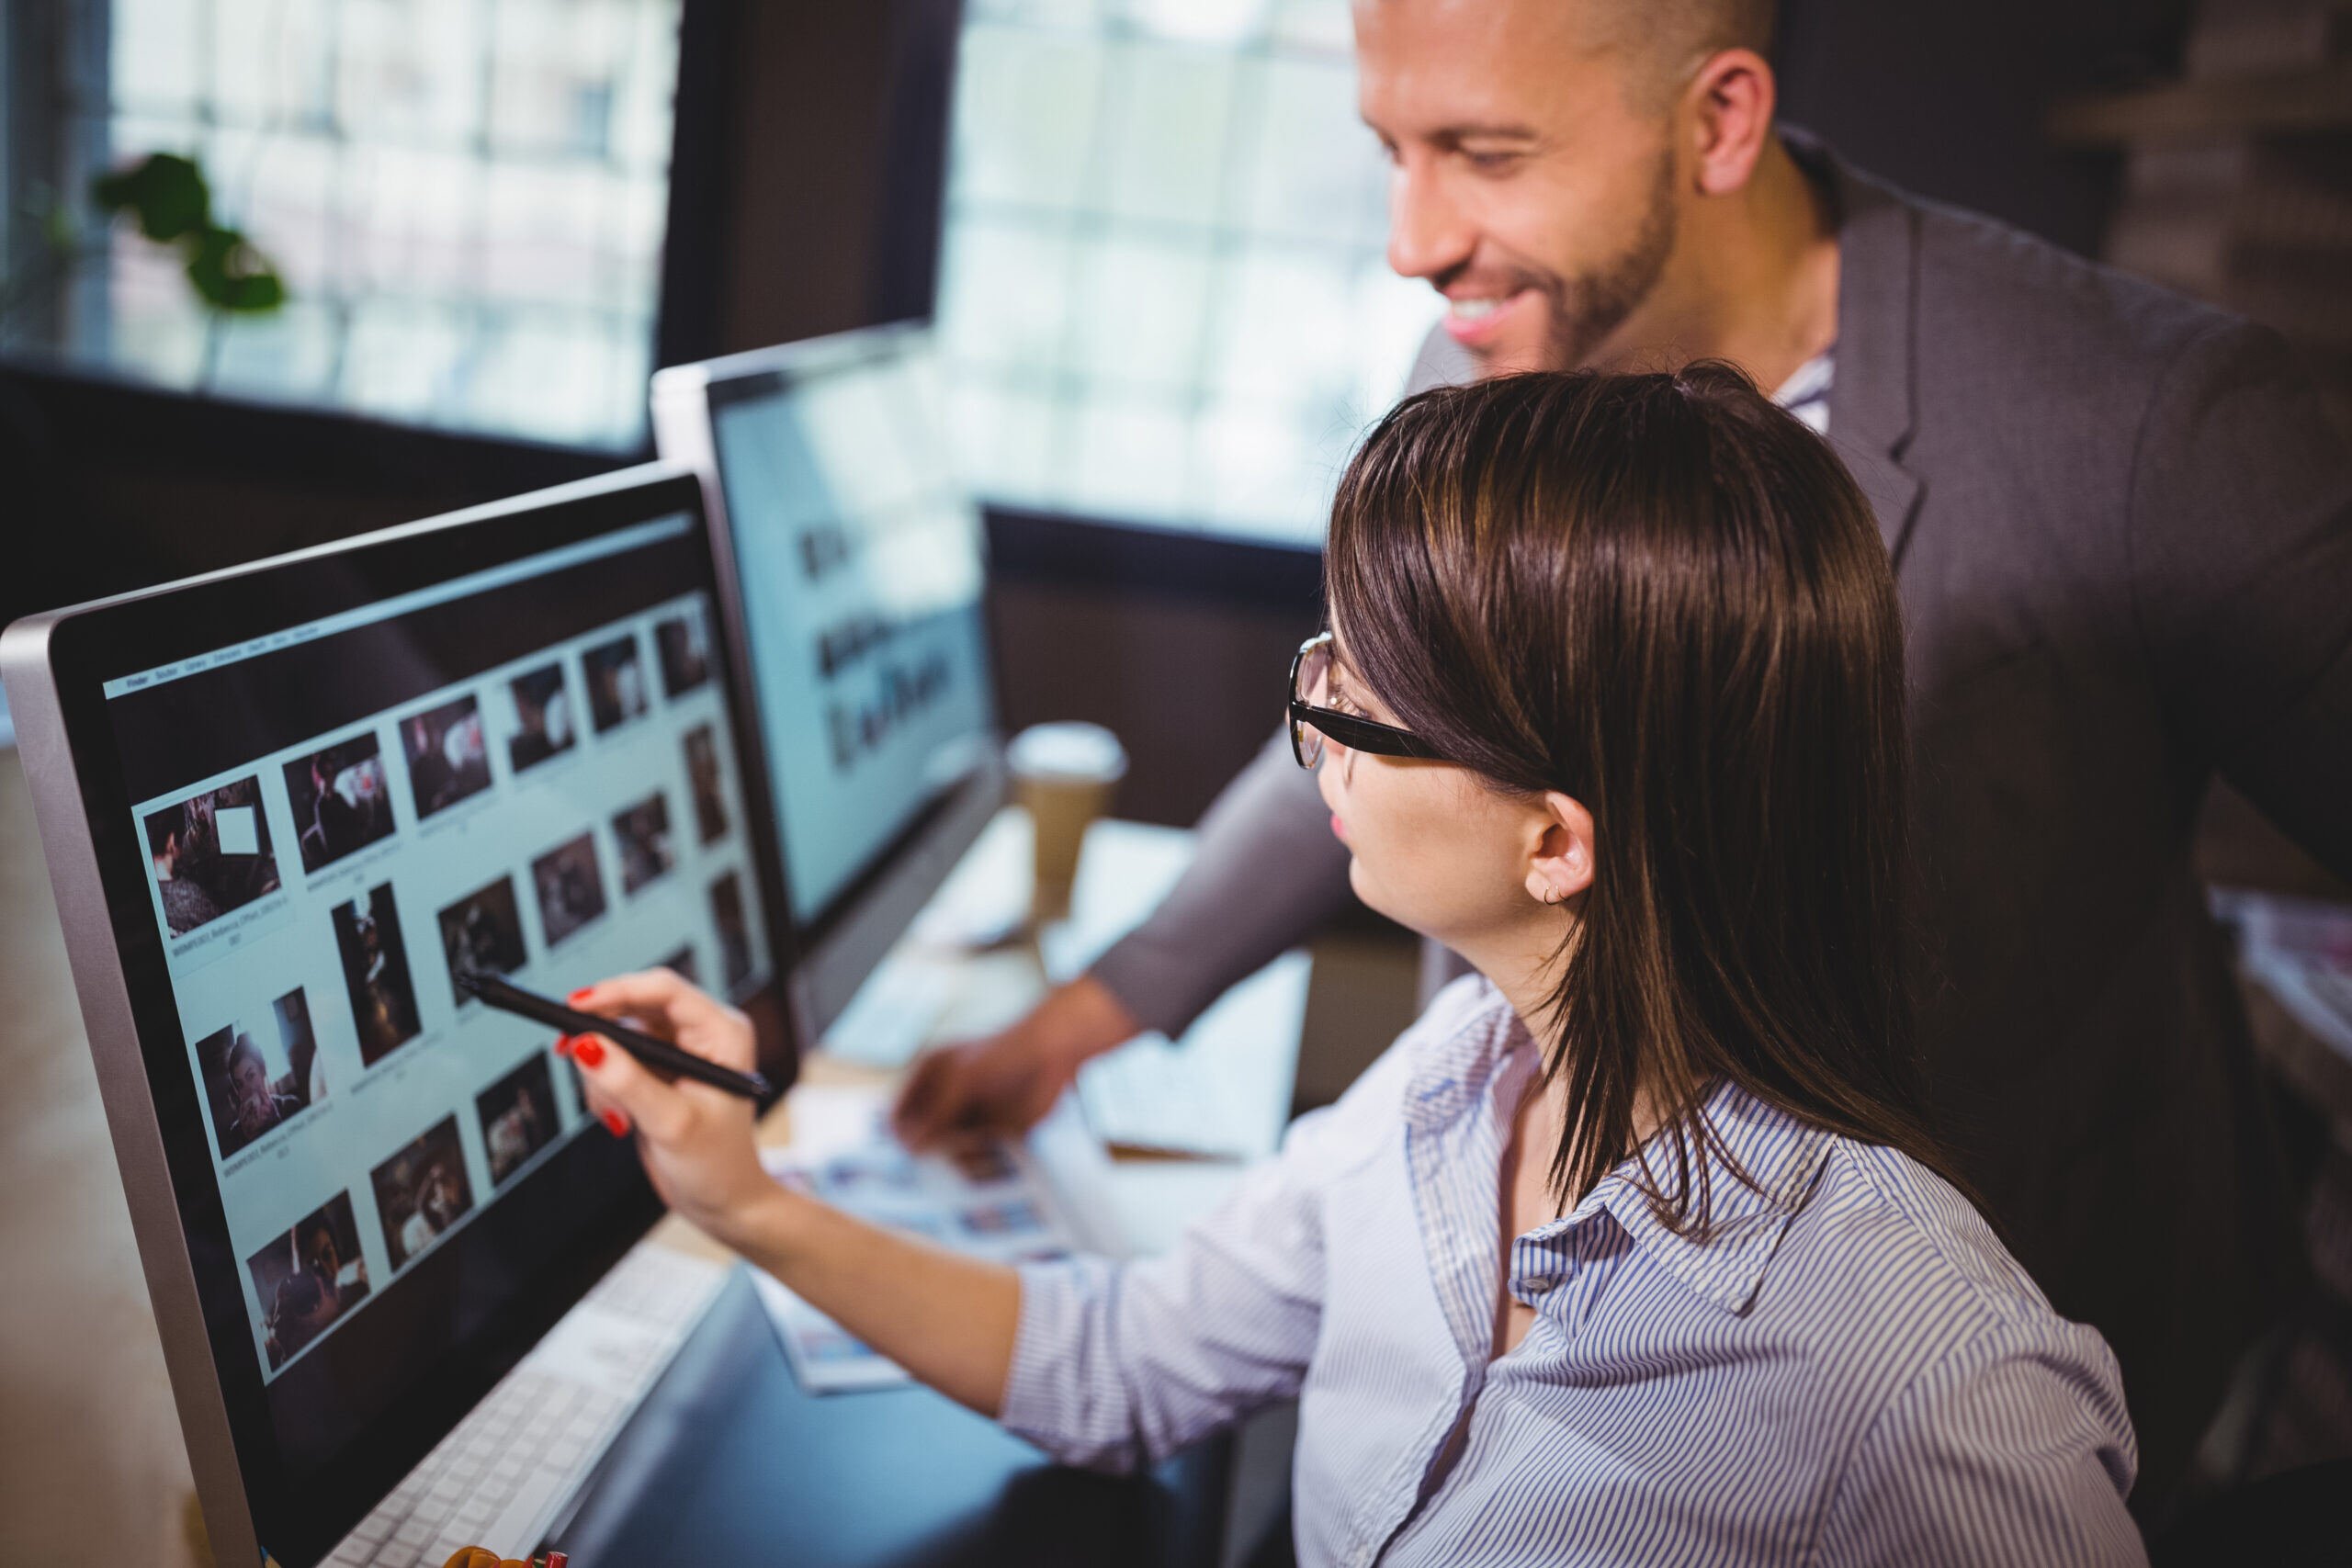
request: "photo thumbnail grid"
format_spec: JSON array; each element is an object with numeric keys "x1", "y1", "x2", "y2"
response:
[{"x1": 130, "y1": 591, "x2": 765, "y2": 1381}]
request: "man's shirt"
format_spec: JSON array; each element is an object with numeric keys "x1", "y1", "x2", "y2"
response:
[{"x1": 1003, "y1": 976, "x2": 2143, "y2": 1566}]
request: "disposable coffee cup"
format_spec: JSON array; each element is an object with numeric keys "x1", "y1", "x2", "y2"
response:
[{"x1": 1008, "y1": 722, "x2": 1128, "y2": 927}]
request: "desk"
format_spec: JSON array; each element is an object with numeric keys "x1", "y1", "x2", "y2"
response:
[{"x1": 548, "y1": 811, "x2": 1307, "y2": 1567}]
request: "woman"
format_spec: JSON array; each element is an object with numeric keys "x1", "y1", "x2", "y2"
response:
[
  {"x1": 565, "y1": 367, "x2": 2143, "y2": 1564},
  {"x1": 223, "y1": 1034, "x2": 299, "y2": 1148}
]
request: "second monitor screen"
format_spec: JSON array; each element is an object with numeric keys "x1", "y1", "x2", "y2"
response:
[{"x1": 709, "y1": 350, "x2": 996, "y2": 929}]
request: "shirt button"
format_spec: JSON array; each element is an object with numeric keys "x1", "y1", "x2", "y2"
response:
[{"x1": 1522, "y1": 1274, "x2": 1557, "y2": 1292}]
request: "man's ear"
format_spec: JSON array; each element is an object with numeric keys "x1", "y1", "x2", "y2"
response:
[
  {"x1": 1683, "y1": 47, "x2": 1775, "y2": 197},
  {"x1": 1524, "y1": 792, "x2": 1596, "y2": 907}
]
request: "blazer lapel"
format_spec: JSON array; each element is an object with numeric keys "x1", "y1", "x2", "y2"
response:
[{"x1": 1796, "y1": 134, "x2": 1928, "y2": 566}]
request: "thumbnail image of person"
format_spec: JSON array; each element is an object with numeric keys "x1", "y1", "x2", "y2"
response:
[
  {"x1": 277, "y1": 987, "x2": 326, "y2": 1106},
  {"x1": 531, "y1": 832, "x2": 608, "y2": 947},
  {"x1": 475, "y1": 1055, "x2": 560, "y2": 1188},
  {"x1": 710, "y1": 870, "x2": 752, "y2": 991},
  {"x1": 195, "y1": 989, "x2": 323, "y2": 1158},
  {"x1": 402, "y1": 695, "x2": 492, "y2": 818},
  {"x1": 142, "y1": 775, "x2": 281, "y2": 936},
  {"x1": 613, "y1": 792, "x2": 676, "y2": 896},
  {"x1": 246, "y1": 1192, "x2": 370, "y2": 1370},
  {"x1": 582, "y1": 633, "x2": 649, "y2": 734},
  {"x1": 436, "y1": 874, "x2": 529, "y2": 1003},
  {"x1": 283, "y1": 732, "x2": 395, "y2": 874},
  {"x1": 505, "y1": 662, "x2": 576, "y2": 775},
  {"x1": 371, "y1": 1115, "x2": 476, "y2": 1271},
  {"x1": 332, "y1": 883, "x2": 423, "y2": 1066},
  {"x1": 655, "y1": 609, "x2": 712, "y2": 699},
  {"x1": 682, "y1": 724, "x2": 729, "y2": 846}
]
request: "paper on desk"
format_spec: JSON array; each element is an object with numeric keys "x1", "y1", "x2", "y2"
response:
[{"x1": 750, "y1": 1084, "x2": 1118, "y2": 1394}]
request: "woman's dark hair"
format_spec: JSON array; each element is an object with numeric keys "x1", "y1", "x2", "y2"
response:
[{"x1": 1327, "y1": 364, "x2": 1965, "y2": 1235}]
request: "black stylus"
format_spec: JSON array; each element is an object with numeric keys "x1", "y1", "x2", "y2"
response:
[{"x1": 456, "y1": 968, "x2": 774, "y2": 1101}]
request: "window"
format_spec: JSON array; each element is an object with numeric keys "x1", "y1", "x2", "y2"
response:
[
  {"x1": 3, "y1": 0, "x2": 681, "y2": 449},
  {"x1": 933, "y1": 0, "x2": 1440, "y2": 545}
]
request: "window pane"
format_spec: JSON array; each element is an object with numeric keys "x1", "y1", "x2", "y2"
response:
[
  {"x1": 934, "y1": 0, "x2": 1440, "y2": 542},
  {"x1": 1070, "y1": 233, "x2": 1214, "y2": 392},
  {"x1": 1229, "y1": 56, "x2": 1383, "y2": 249},
  {"x1": 936, "y1": 215, "x2": 1075, "y2": 375},
  {"x1": 952, "y1": 26, "x2": 1108, "y2": 211},
  {"x1": 944, "y1": 378, "x2": 1065, "y2": 502},
  {"x1": 22, "y1": 0, "x2": 679, "y2": 450},
  {"x1": 1069, "y1": 392, "x2": 1197, "y2": 521},
  {"x1": 1092, "y1": 43, "x2": 1238, "y2": 229},
  {"x1": 111, "y1": 0, "x2": 203, "y2": 115}
]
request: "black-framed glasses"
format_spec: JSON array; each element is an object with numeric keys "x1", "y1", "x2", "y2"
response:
[{"x1": 1287, "y1": 631, "x2": 1448, "y2": 770}]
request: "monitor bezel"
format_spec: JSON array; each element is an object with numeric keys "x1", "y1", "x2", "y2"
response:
[
  {"x1": 650, "y1": 322, "x2": 1009, "y2": 1031},
  {"x1": 0, "y1": 465, "x2": 797, "y2": 1568}
]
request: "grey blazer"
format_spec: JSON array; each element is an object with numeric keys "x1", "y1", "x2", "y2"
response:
[{"x1": 1090, "y1": 136, "x2": 2352, "y2": 1505}]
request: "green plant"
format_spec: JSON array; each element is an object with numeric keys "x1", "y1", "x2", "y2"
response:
[{"x1": 91, "y1": 152, "x2": 286, "y2": 313}]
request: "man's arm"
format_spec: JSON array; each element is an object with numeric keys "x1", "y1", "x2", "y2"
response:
[
  {"x1": 893, "y1": 730, "x2": 1356, "y2": 1146},
  {"x1": 2132, "y1": 318, "x2": 2352, "y2": 877},
  {"x1": 1089, "y1": 728, "x2": 1357, "y2": 1039}
]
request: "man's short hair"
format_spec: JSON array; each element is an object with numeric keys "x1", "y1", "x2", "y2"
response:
[{"x1": 1581, "y1": 0, "x2": 1778, "y2": 109}]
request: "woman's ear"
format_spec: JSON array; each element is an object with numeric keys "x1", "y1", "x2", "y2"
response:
[{"x1": 1524, "y1": 792, "x2": 1596, "y2": 908}]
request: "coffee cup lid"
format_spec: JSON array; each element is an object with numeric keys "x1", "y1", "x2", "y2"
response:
[{"x1": 1007, "y1": 722, "x2": 1128, "y2": 783}]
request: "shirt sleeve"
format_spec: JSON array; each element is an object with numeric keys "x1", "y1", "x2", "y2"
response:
[
  {"x1": 997, "y1": 1044, "x2": 1407, "y2": 1472},
  {"x1": 1816, "y1": 1319, "x2": 2145, "y2": 1567},
  {"x1": 1087, "y1": 729, "x2": 1357, "y2": 1040},
  {"x1": 2130, "y1": 317, "x2": 2352, "y2": 881}
]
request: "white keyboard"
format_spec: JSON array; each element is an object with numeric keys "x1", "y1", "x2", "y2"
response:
[
  {"x1": 819, "y1": 953, "x2": 961, "y2": 1069},
  {"x1": 327, "y1": 1246, "x2": 729, "y2": 1567}
]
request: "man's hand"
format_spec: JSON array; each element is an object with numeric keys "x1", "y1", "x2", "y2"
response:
[{"x1": 890, "y1": 975, "x2": 1141, "y2": 1150}]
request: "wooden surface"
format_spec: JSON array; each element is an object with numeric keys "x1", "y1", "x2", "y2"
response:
[{"x1": 0, "y1": 744, "x2": 207, "y2": 1568}]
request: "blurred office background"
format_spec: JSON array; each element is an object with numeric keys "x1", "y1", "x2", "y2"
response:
[
  {"x1": 2, "y1": 0, "x2": 2349, "y2": 1561},
  {"x1": 6, "y1": 0, "x2": 2349, "y2": 818}
]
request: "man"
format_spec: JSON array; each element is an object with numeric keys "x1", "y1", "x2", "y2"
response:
[{"x1": 894, "y1": 0, "x2": 2352, "y2": 1512}]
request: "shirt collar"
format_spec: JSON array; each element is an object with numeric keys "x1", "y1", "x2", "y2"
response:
[
  {"x1": 1560, "y1": 1083, "x2": 1834, "y2": 1316},
  {"x1": 1400, "y1": 977, "x2": 1532, "y2": 1135},
  {"x1": 1412, "y1": 982, "x2": 1834, "y2": 1317}
]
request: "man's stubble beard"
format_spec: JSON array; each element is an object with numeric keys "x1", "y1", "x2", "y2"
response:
[{"x1": 1538, "y1": 144, "x2": 1680, "y2": 372}]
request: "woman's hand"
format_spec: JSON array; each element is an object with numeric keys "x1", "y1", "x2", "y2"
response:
[
  {"x1": 571, "y1": 968, "x2": 1025, "y2": 1416},
  {"x1": 563, "y1": 968, "x2": 781, "y2": 1251}
]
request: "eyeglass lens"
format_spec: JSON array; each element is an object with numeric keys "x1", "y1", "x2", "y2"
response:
[{"x1": 1293, "y1": 637, "x2": 1332, "y2": 768}]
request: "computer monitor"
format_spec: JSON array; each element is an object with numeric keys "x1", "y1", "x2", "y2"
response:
[
  {"x1": 0, "y1": 465, "x2": 792, "y2": 1568},
  {"x1": 651, "y1": 322, "x2": 1005, "y2": 1042}
]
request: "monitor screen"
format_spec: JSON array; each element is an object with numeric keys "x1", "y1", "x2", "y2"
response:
[
  {"x1": 699, "y1": 337, "x2": 997, "y2": 931},
  {"x1": 9, "y1": 473, "x2": 786, "y2": 1566}
]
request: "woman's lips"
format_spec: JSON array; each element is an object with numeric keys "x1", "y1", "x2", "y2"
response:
[{"x1": 1329, "y1": 813, "x2": 1347, "y2": 841}]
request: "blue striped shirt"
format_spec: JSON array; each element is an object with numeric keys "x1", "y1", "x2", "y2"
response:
[{"x1": 1002, "y1": 976, "x2": 2143, "y2": 1565}]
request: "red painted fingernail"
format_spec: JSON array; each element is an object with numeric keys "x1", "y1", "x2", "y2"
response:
[
  {"x1": 553, "y1": 1034, "x2": 573, "y2": 1058},
  {"x1": 601, "y1": 1109, "x2": 629, "y2": 1137},
  {"x1": 569, "y1": 987, "x2": 595, "y2": 1004},
  {"x1": 573, "y1": 1037, "x2": 605, "y2": 1068}
]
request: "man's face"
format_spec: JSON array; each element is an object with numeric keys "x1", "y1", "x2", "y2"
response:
[{"x1": 1357, "y1": 0, "x2": 1685, "y2": 376}]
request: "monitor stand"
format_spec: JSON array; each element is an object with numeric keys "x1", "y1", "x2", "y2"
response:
[{"x1": 548, "y1": 1269, "x2": 1234, "y2": 1567}]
